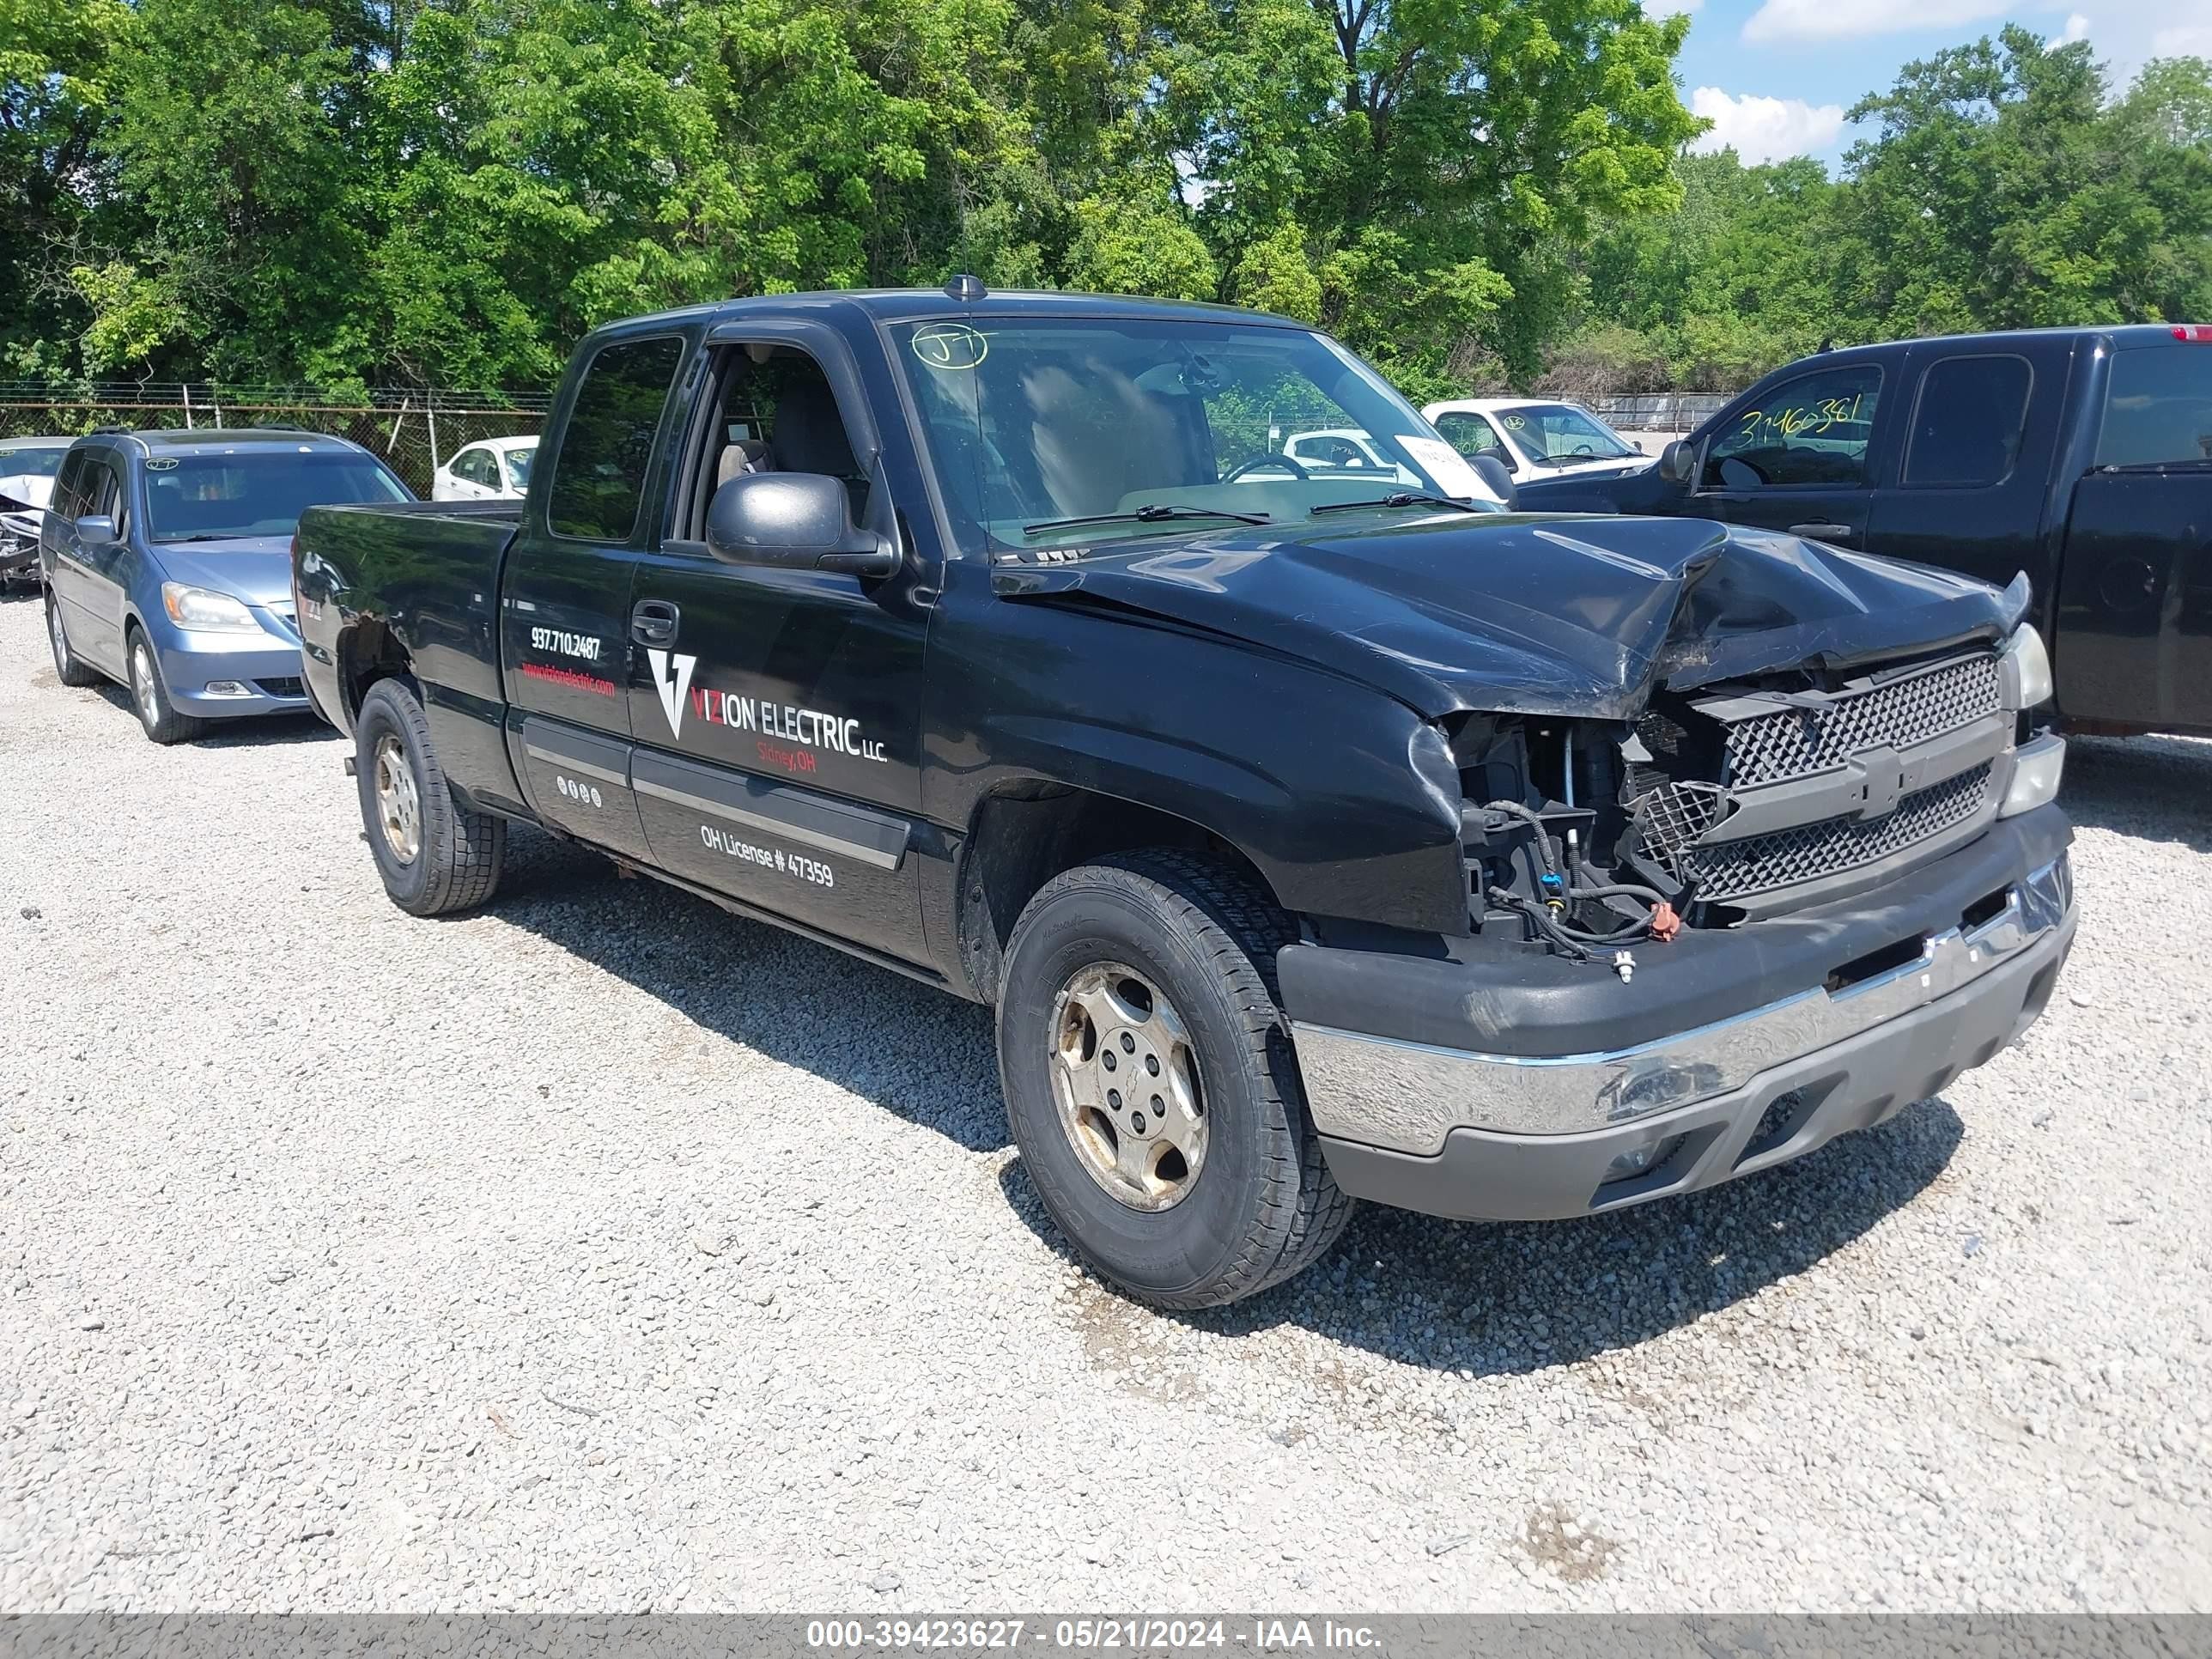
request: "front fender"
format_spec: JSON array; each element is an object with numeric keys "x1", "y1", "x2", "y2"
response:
[{"x1": 925, "y1": 577, "x2": 1468, "y2": 934}]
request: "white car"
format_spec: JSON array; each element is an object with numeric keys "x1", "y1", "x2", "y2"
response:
[
  {"x1": 1419, "y1": 398, "x2": 1655, "y2": 485},
  {"x1": 431, "y1": 435, "x2": 538, "y2": 501},
  {"x1": 0, "y1": 435, "x2": 72, "y2": 586}
]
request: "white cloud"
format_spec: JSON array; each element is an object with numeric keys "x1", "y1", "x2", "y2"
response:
[
  {"x1": 1689, "y1": 86, "x2": 1849, "y2": 163},
  {"x1": 2046, "y1": 12, "x2": 2090, "y2": 49},
  {"x1": 1741, "y1": 0, "x2": 2007, "y2": 45},
  {"x1": 2153, "y1": 21, "x2": 2212, "y2": 54},
  {"x1": 2062, "y1": 3, "x2": 2212, "y2": 82}
]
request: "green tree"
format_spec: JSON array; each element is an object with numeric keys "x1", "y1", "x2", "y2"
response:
[
  {"x1": 0, "y1": 0, "x2": 130, "y2": 377},
  {"x1": 1833, "y1": 27, "x2": 2212, "y2": 337}
]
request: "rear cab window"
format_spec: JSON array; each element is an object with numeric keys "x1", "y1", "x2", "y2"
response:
[
  {"x1": 548, "y1": 334, "x2": 687, "y2": 541},
  {"x1": 1705, "y1": 364, "x2": 1882, "y2": 489},
  {"x1": 2098, "y1": 345, "x2": 2212, "y2": 467},
  {"x1": 1904, "y1": 355, "x2": 2033, "y2": 488}
]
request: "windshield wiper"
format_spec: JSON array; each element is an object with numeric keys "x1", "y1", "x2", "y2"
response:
[
  {"x1": 1310, "y1": 491, "x2": 1487, "y2": 515},
  {"x1": 155, "y1": 532, "x2": 258, "y2": 543},
  {"x1": 1021, "y1": 503, "x2": 1271, "y2": 534}
]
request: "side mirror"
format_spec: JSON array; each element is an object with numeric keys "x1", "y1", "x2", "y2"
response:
[
  {"x1": 1657, "y1": 441, "x2": 1696, "y2": 486},
  {"x1": 76, "y1": 514, "x2": 117, "y2": 544},
  {"x1": 705, "y1": 472, "x2": 897, "y2": 579},
  {"x1": 1468, "y1": 452, "x2": 1517, "y2": 510}
]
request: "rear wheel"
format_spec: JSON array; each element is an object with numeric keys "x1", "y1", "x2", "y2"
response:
[
  {"x1": 46, "y1": 590, "x2": 100, "y2": 688},
  {"x1": 997, "y1": 851, "x2": 1352, "y2": 1309},
  {"x1": 354, "y1": 678, "x2": 504, "y2": 915},
  {"x1": 126, "y1": 625, "x2": 208, "y2": 744}
]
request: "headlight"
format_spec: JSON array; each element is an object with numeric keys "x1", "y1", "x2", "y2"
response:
[
  {"x1": 2000, "y1": 733, "x2": 2066, "y2": 817},
  {"x1": 2001, "y1": 623, "x2": 2052, "y2": 709},
  {"x1": 161, "y1": 583, "x2": 263, "y2": 633}
]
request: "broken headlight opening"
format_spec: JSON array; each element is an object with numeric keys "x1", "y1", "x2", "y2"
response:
[
  {"x1": 1453, "y1": 714, "x2": 1691, "y2": 975},
  {"x1": 1448, "y1": 641, "x2": 2019, "y2": 972}
]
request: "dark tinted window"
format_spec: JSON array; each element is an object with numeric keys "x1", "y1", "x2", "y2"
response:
[
  {"x1": 85, "y1": 462, "x2": 118, "y2": 520},
  {"x1": 1705, "y1": 364, "x2": 1881, "y2": 489},
  {"x1": 53, "y1": 453, "x2": 91, "y2": 519},
  {"x1": 2098, "y1": 346, "x2": 2212, "y2": 467},
  {"x1": 100, "y1": 459, "x2": 130, "y2": 536},
  {"x1": 1903, "y1": 355, "x2": 2032, "y2": 487},
  {"x1": 550, "y1": 335, "x2": 684, "y2": 540}
]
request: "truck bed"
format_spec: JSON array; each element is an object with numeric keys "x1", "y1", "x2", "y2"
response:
[{"x1": 293, "y1": 496, "x2": 523, "y2": 744}]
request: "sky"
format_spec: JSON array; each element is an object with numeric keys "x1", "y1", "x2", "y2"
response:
[{"x1": 1662, "y1": 0, "x2": 2212, "y2": 167}]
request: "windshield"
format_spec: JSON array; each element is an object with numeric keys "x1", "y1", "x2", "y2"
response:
[
  {"x1": 144, "y1": 450, "x2": 411, "y2": 542},
  {"x1": 503, "y1": 447, "x2": 535, "y2": 487},
  {"x1": 1492, "y1": 404, "x2": 1638, "y2": 465},
  {"x1": 0, "y1": 446, "x2": 69, "y2": 479},
  {"x1": 893, "y1": 317, "x2": 1503, "y2": 548}
]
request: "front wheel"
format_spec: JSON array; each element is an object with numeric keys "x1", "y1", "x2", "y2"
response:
[
  {"x1": 126, "y1": 626, "x2": 208, "y2": 744},
  {"x1": 997, "y1": 851, "x2": 1352, "y2": 1309},
  {"x1": 353, "y1": 678, "x2": 505, "y2": 916}
]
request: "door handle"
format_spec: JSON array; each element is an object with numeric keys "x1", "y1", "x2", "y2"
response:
[
  {"x1": 1789, "y1": 522, "x2": 1856, "y2": 542},
  {"x1": 630, "y1": 599, "x2": 680, "y2": 647}
]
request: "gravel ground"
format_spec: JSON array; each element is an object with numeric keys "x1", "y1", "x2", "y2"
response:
[{"x1": 2, "y1": 589, "x2": 2207, "y2": 1613}]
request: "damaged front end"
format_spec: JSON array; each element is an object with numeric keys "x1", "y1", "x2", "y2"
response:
[{"x1": 1452, "y1": 621, "x2": 2063, "y2": 963}]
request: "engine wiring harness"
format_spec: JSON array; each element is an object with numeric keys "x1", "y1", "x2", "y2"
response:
[{"x1": 1477, "y1": 797, "x2": 1685, "y2": 963}]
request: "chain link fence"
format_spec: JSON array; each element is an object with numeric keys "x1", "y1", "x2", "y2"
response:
[
  {"x1": 0, "y1": 385, "x2": 550, "y2": 498},
  {"x1": 1584, "y1": 392, "x2": 1729, "y2": 434}
]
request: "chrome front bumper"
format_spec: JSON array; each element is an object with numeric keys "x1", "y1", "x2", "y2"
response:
[{"x1": 1294, "y1": 852, "x2": 2075, "y2": 1158}]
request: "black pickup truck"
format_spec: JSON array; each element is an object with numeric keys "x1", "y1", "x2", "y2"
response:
[
  {"x1": 1516, "y1": 325, "x2": 2212, "y2": 738},
  {"x1": 293, "y1": 285, "x2": 2077, "y2": 1309}
]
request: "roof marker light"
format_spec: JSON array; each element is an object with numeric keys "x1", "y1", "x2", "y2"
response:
[{"x1": 2172, "y1": 325, "x2": 2212, "y2": 342}]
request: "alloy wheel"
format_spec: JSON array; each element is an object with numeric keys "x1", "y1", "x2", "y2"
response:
[
  {"x1": 373, "y1": 733, "x2": 422, "y2": 864},
  {"x1": 1048, "y1": 962, "x2": 1208, "y2": 1212}
]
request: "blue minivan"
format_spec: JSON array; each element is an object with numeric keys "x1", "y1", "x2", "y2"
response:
[{"x1": 42, "y1": 428, "x2": 413, "y2": 742}]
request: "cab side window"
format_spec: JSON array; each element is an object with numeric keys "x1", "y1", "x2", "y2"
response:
[
  {"x1": 669, "y1": 343, "x2": 869, "y2": 544},
  {"x1": 1903, "y1": 355, "x2": 2032, "y2": 489},
  {"x1": 1704, "y1": 365, "x2": 1882, "y2": 489},
  {"x1": 1436, "y1": 411, "x2": 1504, "y2": 460},
  {"x1": 548, "y1": 335, "x2": 685, "y2": 541}
]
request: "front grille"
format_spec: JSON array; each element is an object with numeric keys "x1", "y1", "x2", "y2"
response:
[
  {"x1": 1630, "y1": 780, "x2": 1730, "y2": 870},
  {"x1": 254, "y1": 676, "x2": 305, "y2": 699},
  {"x1": 1723, "y1": 654, "x2": 2002, "y2": 787},
  {"x1": 1679, "y1": 761, "x2": 1995, "y2": 903}
]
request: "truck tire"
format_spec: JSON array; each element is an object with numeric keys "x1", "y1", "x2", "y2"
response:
[
  {"x1": 46, "y1": 590, "x2": 100, "y2": 688},
  {"x1": 353, "y1": 677, "x2": 505, "y2": 916},
  {"x1": 997, "y1": 851, "x2": 1353, "y2": 1309},
  {"x1": 125, "y1": 624, "x2": 209, "y2": 744}
]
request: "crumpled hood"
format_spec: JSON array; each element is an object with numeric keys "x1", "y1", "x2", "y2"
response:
[
  {"x1": 0, "y1": 474, "x2": 55, "y2": 514},
  {"x1": 147, "y1": 537, "x2": 297, "y2": 608},
  {"x1": 992, "y1": 513, "x2": 2027, "y2": 720}
]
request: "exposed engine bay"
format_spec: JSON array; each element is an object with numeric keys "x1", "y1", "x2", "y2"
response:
[{"x1": 1454, "y1": 638, "x2": 2031, "y2": 970}]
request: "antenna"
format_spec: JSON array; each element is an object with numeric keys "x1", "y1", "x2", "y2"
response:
[{"x1": 944, "y1": 274, "x2": 987, "y2": 302}]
